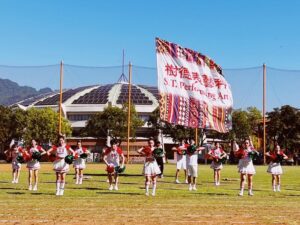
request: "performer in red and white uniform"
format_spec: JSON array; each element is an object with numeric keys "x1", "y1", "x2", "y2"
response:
[
  {"x1": 4, "y1": 143, "x2": 24, "y2": 184},
  {"x1": 103, "y1": 140, "x2": 125, "y2": 191},
  {"x1": 137, "y1": 138, "x2": 161, "y2": 196},
  {"x1": 73, "y1": 140, "x2": 90, "y2": 185},
  {"x1": 266, "y1": 144, "x2": 288, "y2": 192},
  {"x1": 171, "y1": 139, "x2": 188, "y2": 184},
  {"x1": 208, "y1": 142, "x2": 227, "y2": 186},
  {"x1": 25, "y1": 139, "x2": 46, "y2": 191},
  {"x1": 47, "y1": 136, "x2": 74, "y2": 196},
  {"x1": 234, "y1": 138, "x2": 259, "y2": 196}
]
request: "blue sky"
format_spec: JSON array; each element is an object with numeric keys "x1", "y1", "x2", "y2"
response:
[{"x1": 0, "y1": 0, "x2": 299, "y2": 110}]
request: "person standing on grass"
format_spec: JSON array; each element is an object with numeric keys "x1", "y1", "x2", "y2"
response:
[
  {"x1": 234, "y1": 138, "x2": 259, "y2": 196},
  {"x1": 4, "y1": 143, "x2": 24, "y2": 184},
  {"x1": 172, "y1": 139, "x2": 188, "y2": 184},
  {"x1": 208, "y1": 142, "x2": 227, "y2": 186},
  {"x1": 137, "y1": 138, "x2": 161, "y2": 196},
  {"x1": 266, "y1": 144, "x2": 288, "y2": 192},
  {"x1": 153, "y1": 140, "x2": 166, "y2": 178},
  {"x1": 186, "y1": 138, "x2": 205, "y2": 191},
  {"x1": 103, "y1": 140, "x2": 125, "y2": 191},
  {"x1": 24, "y1": 139, "x2": 46, "y2": 191},
  {"x1": 73, "y1": 140, "x2": 90, "y2": 185},
  {"x1": 47, "y1": 135, "x2": 74, "y2": 196}
]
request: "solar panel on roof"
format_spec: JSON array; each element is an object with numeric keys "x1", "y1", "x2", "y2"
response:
[
  {"x1": 72, "y1": 84, "x2": 113, "y2": 104},
  {"x1": 34, "y1": 86, "x2": 95, "y2": 106}
]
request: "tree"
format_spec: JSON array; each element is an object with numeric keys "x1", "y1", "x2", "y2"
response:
[
  {"x1": 247, "y1": 107, "x2": 262, "y2": 135},
  {"x1": 227, "y1": 107, "x2": 262, "y2": 144},
  {"x1": 0, "y1": 106, "x2": 27, "y2": 148},
  {"x1": 23, "y1": 108, "x2": 72, "y2": 144},
  {"x1": 266, "y1": 105, "x2": 300, "y2": 150},
  {"x1": 84, "y1": 104, "x2": 144, "y2": 141}
]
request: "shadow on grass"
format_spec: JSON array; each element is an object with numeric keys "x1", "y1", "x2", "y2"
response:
[
  {"x1": 159, "y1": 187, "x2": 188, "y2": 191},
  {"x1": 119, "y1": 182, "x2": 140, "y2": 185},
  {"x1": 0, "y1": 181, "x2": 10, "y2": 183},
  {"x1": 7, "y1": 192, "x2": 25, "y2": 195},
  {"x1": 96, "y1": 191, "x2": 141, "y2": 196},
  {"x1": 120, "y1": 174, "x2": 143, "y2": 177},
  {"x1": 194, "y1": 192, "x2": 231, "y2": 196},
  {"x1": 30, "y1": 193, "x2": 45, "y2": 195},
  {"x1": 285, "y1": 188, "x2": 300, "y2": 191},
  {"x1": 0, "y1": 187, "x2": 15, "y2": 190},
  {"x1": 41, "y1": 181, "x2": 56, "y2": 184},
  {"x1": 68, "y1": 187, "x2": 105, "y2": 191}
]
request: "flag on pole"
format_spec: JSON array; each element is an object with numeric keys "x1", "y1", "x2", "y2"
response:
[{"x1": 156, "y1": 38, "x2": 233, "y2": 133}]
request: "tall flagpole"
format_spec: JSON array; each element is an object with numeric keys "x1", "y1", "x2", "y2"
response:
[
  {"x1": 59, "y1": 61, "x2": 64, "y2": 134},
  {"x1": 263, "y1": 64, "x2": 267, "y2": 164},
  {"x1": 127, "y1": 62, "x2": 132, "y2": 163}
]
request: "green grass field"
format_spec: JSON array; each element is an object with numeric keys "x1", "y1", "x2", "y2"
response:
[{"x1": 0, "y1": 163, "x2": 299, "y2": 225}]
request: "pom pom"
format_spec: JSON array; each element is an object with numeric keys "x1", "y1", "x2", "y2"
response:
[
  {"x1": 64, "y1": 155, "x2": 74, "y2": 164},
  {"x1": 106, "y1": 164, "x2": 115, "y2": 173}
]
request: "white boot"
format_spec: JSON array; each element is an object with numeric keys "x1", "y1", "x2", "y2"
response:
[
  {"x1": 59, "y1": 182, "x2": 65, "y2": 196},
  {"x1": 192, "y1": 184, "x2": 197, "y2": 191},
  {"x1": 248, "y1": 189, "x2": 254, "y2": 196},
  {"x1": 277, "y1": 185, "x2": 281, "y2": 192},
  {"x1": 152, "y1": 182, "x2": 156, "y2": 196},
  {"x1": 56, "y1": 181, "x2": 60, "y2": 196},
  {"x1": 79, "y1": 175, "x2": 83, "y2": 185},
  {"x1": 238, "y1": 189, "x2": 244, "y2": 196},
  {"x1": 145, "y1": 181, "x2": 150, "y2": 196}
]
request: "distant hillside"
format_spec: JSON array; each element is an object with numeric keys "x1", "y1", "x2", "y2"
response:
[{"x1": 0, "y1": 78, "x2": 52, "y2": 106}]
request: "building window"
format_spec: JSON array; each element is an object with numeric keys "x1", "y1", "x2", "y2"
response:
[{"x1": 68, "y1": 114, "x2": 92, "y2": 121}]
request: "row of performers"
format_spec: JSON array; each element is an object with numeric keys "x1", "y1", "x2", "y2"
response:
[
  {"x1": 4, "y1": 136, "x2": 288, "y2": 197},
  {"x1": 172, "y1": 138, "x2": 288, "y2": 196}
]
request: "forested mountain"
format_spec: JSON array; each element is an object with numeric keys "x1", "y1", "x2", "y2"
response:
[{"x1": 0, "y1": 78, "x2": 52, "y2": 105}]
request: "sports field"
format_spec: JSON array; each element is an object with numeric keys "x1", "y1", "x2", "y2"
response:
[{"x1": 0, "y1": 163, "x2": 299, "y2": 225}]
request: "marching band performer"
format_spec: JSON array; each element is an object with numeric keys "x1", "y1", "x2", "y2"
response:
[
  {"x1": 24, "y1": 139, "x2": 46, "y2": 191},
  {"x1": 4, "y1": 143, "x2": 24, "y2": 184},
  {"x1": 73, "y1": 140, "x2": 90, "y2": 185},
  {"x1": 186, "y1": 138, "x2": 205, "y2": 191},
  {"x1": 137, "y1": 138, "x2": 161, "y2": 196},
  {"x1": 266, "y1": 144, "x2": 288, "y2": 192},
  {"x1": 47, "y1": 135, "x2": 74, "y2": 196},
  {"x1": 207, "y1": 142, "x2": 227, "y2": 186},
  {"x1": 103, "y1": 140, "x2": 125, "y2": 191},
  {"x1": 172, "y1": 139, "x2": 188, "y2": 184},
  {"x1": 234, "y1": 138, "x2": 259, "y2": 196}
]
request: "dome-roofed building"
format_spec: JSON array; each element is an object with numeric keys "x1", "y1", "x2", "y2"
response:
[{"x1": 12, "y1": 74, "x2": 159, "y2": 136}]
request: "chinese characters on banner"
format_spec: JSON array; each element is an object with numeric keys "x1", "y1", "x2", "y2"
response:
[{"x1": 156, "y1": 38, "x2": 233, "y2": 133}]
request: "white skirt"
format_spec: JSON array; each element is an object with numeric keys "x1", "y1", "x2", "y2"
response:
[
  {"x1": 53, "y1": 158, "x2": 69, "y2": 173},
  {"x1": 27, "y1": 160, "x2": 41, "y2": 170},
  {"x1": 238, "y1": 158, "x2": 256, "y2": 175},
  {"x1": 267, "y1": 162, "x2": 283, "y2": 175},
  {"x1": 73, "y1": 158, "x2": 86, "y2": 169},
  {"x1": 12, "y1": 160, "x2": 21, "y2": 170},
  {"x1": 210, "y1": 161, "x2": 223, "y2": 170},
  {"x1": 143, "y1": 160, "x2": 161, "y2": 176}
]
